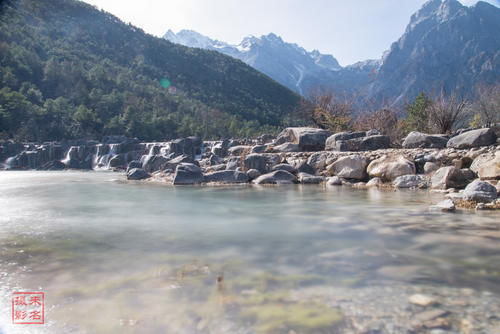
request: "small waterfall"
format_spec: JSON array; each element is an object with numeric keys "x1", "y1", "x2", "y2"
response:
[
  {"x1": 61, "y1": 146, "x2": 75, "y2": 166},
  {"x1": 94, "y1": 143, "x2": 119, "y2": 170}
]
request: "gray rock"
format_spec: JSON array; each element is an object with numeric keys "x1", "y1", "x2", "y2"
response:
[
  {"x1": 393, "y1": 175, "x2": 429, "y2": 188},
  {"x1": 431, "y1": 166, "x2": 475, "y2": 189},
  {"x1": 243, "y1": 154, "x2": 269, "y2": 173},
  {"x1": 257, "y1": 133, "x2": 275, "y2": 144},
  {"x1": 173, "y1": 163, "x2": 204, "y2": 185},
  {"x1": 142, "y1": 155, "x2": 169, "y2": 173},
  {"x1": 225, "y1": 158, "x2": 240, "y2": 170},
  {"x1": 307, "y1": 152, "x2": 329, "y2": 171},
  {"x1": 275, "y1": 127, "x2": 331, "y2": 151},
  {"x1": 246, "y1": 169, "x2": 261, "y2": 180},
  {"x1": 250, "y1": 145, "x2": 267, "y2": 154},
  {"x1": 203, "y1": 170, "x2": 249, "y2": 184},
  {"x1": 228, "y1": 145, "x2": 251, "y2": 156},
  {"x1": 272, "y1": 163, "x2": 296, "y2": 173},
  {"x1": 126, "y1": 160, "x2": 142, "y2": 172},
  {"x1": 327, "y1": 176, "x2": 342, "y2": 186},
  {"x1": 367, "y1": 155, "x2": 416, "y2": 181},
  {"x1": 297, "y1": 173, "x2": 324, "y2": 184},
  {"x1": 429, "y1": 199, "x2": 456, "y2": 212},
  {"x1": 403, "y1": 131, "x2": 448, "y2": 149},
  {"x1": 366, "y1": 129, "x2": 380, "y2": 136},
  {"x1": 463, "y1": 180, "x2": 498, "y2": 203},
  {"x1": 447, "y1": 128, "x2": 497, "y2": 149},
  {"x1": 108, "y1": 154, "x2": 126, "y2": 168},
  {"x1": 328, "y1": 155, "x2": 368, "y2": 180},
  {"x1": 126, "y1": 168, "x2": 151, "y2": 180},
  {"x1": 294, "y1": 161, "x2": 316, "y2": 175},
  {"x1": 252, "y1": 170, "x2": 297, "y2": 184},
  {"x1": 470, "y1": 151, "x2": 500, "y2": 180},
  {"x1": 366, "y1": 177, "x2": 383, "y2": 187},
  {"x1": 325, "y1": 131, "x2": 366, "y2": 149},
  {"x1": 273, "y1": 142, "x2": 300, "y2": 153},
  {"x1": 424, "y1": 162, "x2": 440, "y2": 174}
]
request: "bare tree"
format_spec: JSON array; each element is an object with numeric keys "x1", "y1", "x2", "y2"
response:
[
  {"x1": 428, "y1": 89, "x2": 469, "y2": 134},
  {"x1": 300, "y1": 89, "x2": 354, "y2": 132},
  {"x1": 472, "y1": 84, "x2": 500, "y2": 127}
]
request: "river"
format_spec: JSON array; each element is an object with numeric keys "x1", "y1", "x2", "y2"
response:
[{"x1": 0, "y1": 171, "x2": 499, "y2": 333}]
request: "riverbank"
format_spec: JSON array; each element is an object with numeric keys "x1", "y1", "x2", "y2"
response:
[{"x1": 1, "y1": 127, "x2": 499, "y2": 211}]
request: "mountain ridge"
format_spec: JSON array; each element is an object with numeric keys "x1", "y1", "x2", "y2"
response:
[{"x1": 164, "y1": 0, "x2": 500, "y2": 104}]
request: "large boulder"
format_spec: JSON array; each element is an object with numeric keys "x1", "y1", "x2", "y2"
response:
[
  {"x1": 463, "y1": 180, "x2": 498, "y2": 203},
  {"x1": 142, "y1": 155, "x2": 169, "y2": 173},
  {"x1": 367, "y1": 155, "x2": 416, "y2": 181},
  {"x1": 430, "y1": 166, "x2": 475, "y2": 189},
  {"x1": 203, "y1": 170, "x2": 249, "y2": 184},
  {"x1": 393, "y1": 175, "x2": 429, "y2": 189},
  {"x1": 470, "y1": 151, "x2": 500, "y2": 180},
  {"x1": 243, "y1": 154, "x2": 273, "y2": 173},
  {"x1": 173, "y1": 163, "x2": 204, "y2": 185},
  {"x1": 307, "y1": 152, "x2": 330, "y2": 172},
  {"x1": 293, "y1": 161, "x2": 316, "y2": 175},
  {"x1": 275, "y1": 127, "x2": 331, "y2": 151},
  {"x1": 126, "y1": 168, "x2": 151, "y2": 180},
  {"x1": 325, "y1": 131, "x2": 366, "y2": 150},
  {"x1": 402, "y1": 132, "x2": 448, "y2": 149},
  {"x1": 328, "y1": 155, "x2": 368, "y2": 180},
  {"x1": 333, "y1": 135, "x2": 391, "y2": 152},
  {"x1": 252, "y1": 170, "x2": 297, "y2": 185},
  {"x1": 447, "y1": 128, "x2": 497, "y2": 149}
]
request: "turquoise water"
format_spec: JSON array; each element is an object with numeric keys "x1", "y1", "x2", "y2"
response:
[{"x1": 0, "y1": 171, "x2": 499, "y2": 333}]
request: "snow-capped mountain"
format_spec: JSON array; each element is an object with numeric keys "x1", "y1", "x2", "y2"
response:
[
  {"x1": 164, "y1": 0, "x2": 499, "y2": 104},
  {"x1": 164, "y1": 30, "x2": 343, "y2": 94}
]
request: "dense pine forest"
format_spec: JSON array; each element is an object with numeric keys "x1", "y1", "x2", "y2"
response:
[{"x1": 0, "y1": 0, "x2": 301, "y2": 141}]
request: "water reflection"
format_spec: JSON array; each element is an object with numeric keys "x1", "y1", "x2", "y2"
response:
[{"x1": 0, "y1": 172, "x2": 499, "y2": 333}]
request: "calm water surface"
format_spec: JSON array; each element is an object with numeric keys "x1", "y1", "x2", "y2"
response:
[{"x1": 0, "y1": 171, "x2": 499, "y2": 333}]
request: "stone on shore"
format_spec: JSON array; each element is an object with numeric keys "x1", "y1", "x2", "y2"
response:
[
  {"x1": 447, "y1": 128, "x2": 497, "y2": 149},
  {"x1": 203, "y1": 170, "x2": 249, "y2": 184},
  {"x1": 293, "y1": 161, "x2": 316, "y2": 175},
  {"x1": 298, "y1": 173, "x2": 324, "y2": 184},
  {"x1": 431, "y1": 166, "x2": 475, "y2": 189},
  {"x1": 366, "y1": 177, "x2": 383, "y2": 188},
  {"x1": 408, "y1": 294, "x2": 437, "y2": 307},
  {"x1": 429, "y1": 199, "x2": 456, "y2": 212},
  {"x1": 328, "y1": 155, "x2": 368, "y2": 180},
  {"x1": 246, "y1": 169, "x2": 261, "y2": 180},
  {"x1": 403, "y1": 132, "x2": 448, "y2": 149},
  {"x1": 367, "y1": 155, "x2": 416, "y2": 181},
  {"x1": 252, "y1": 170, "x2": 296, "y2": 185},
  {"x1": 325, "y1": 131, "x2": 366, "y2": 150},
  {"x1": 126, "y1": 168, "x2": 151, "y2": 180},
  {"x1": 228, "y1": 145, "x2": 251, "y2": 156},
  {"x1": 463, "y1": 180, "x2": 498, "y2": 203},
  {"x1": 470, "y1": 151, "x2": 500, "y2": 180},
  {"x1": 327, "y1": 176, "x2": 342, "y2": 186},
  {"x1": 275, "y1": 127, "x2": 331, "y2": 151},
  {"x1": 173, "y1": 163, "x2": 203, "y2": 185},
  {"x1": 393, "y1": 175, "x2": 429, "y2": 189}
]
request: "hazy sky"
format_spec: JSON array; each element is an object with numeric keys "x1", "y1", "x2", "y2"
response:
[{"x1": 81, "y1": 0, "x2": 500, "y2": 66}]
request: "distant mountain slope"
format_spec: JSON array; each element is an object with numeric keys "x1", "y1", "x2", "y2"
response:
[
  {"x1": 165, "y1": 0, "x2": 499, "y2": 104},
  {"x1": 367, "y1": 0, "x2": 500, "y2": 104},
  {"x1": 164, "y1": 30, "x2": 343, "y2": 95},
  {"x1": 0, "y1": 0, "x2": 300, "y2": 141}
]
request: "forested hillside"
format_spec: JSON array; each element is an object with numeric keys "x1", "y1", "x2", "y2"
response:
[{"x1": 0, "y1": 0, "x2": 301, "y2": 141}]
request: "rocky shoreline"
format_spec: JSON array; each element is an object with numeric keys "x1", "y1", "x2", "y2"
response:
[{"x1": 1, "y1": 127, "x2": 499, "y2": 210}]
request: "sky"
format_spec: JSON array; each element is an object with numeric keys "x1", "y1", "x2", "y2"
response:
[{"x1": 81, "y1": 0, "x2": 500, "y2": 66}]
